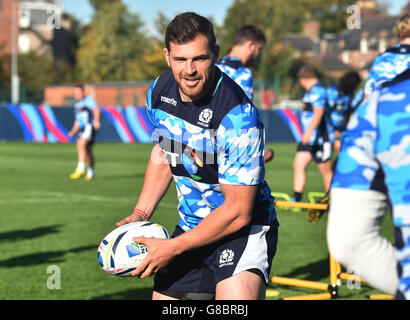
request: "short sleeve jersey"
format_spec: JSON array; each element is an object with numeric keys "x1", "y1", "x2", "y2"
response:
[
  {"x1": 74, "y1": 96, "x2": 98, "y2": 128},
  {"x1": 300, "y1": 82, "x2": 333, "y2": 145},
  {"x1": 216, "y1": 56, "x2": 254, "y2": 100},
  {"x1": 331, "y1": 69, "x2": 410, "y2": 227},
  {"x1": 326, "y1": 86, "x2": 355, "y2": 132},
  {"x1": 364, "y1": 43, "x2": 410, "y2": 96},
  {"x1": 145, "y1": 67, "x2": 276, "y2": 231},
  {"x1": 351, "y1": 88, "x2": 365, "y2": 113}
]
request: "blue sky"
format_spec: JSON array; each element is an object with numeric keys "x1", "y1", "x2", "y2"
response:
[
  {"x1": 62, "y1": 0, "x2": 235, "y2": 34},
  {"x1": 61, "y1": 0, "x2": 408, "y2": 35}
]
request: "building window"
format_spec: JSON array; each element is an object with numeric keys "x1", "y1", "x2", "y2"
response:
[
  {"x1": 360, "y1": 38, "x2": 368, "y2": 55},
  {"x1": 18, "y1": 34, "x2": 30, "y2": 53},
  {"x1": 19, "y1": 9, "x2": 31, "y2": 29},
  {"x1": 342, "y1": 51, "x2": 350, "y2": 64},
  {"x1": 379, "y1": 38, "x2": 386, "y2": 53}
]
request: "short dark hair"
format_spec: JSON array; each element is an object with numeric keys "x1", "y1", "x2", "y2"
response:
[
  {"x1": 394, "y1": 13, "x2": 410, "y2": 40},
  {"x1": 234, "y1": 25, "x2": 266, "y2": 46},
  {"x1": 338, "y1": 71, "x2": 361, "y2": 95},
  {"x1": 165, "y1": 12, "x2": 217, "y2": 51},
  {"x1": 74, "y1": 83, "x2": 85, "y2": 91},
  {"x1": 298, "y1": 65, "x2": 318, "y2": 79}
]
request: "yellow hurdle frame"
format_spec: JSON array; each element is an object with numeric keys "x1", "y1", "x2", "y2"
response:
[{"x1": 271, "y1": 196, "x2": 392, "y2": 300}]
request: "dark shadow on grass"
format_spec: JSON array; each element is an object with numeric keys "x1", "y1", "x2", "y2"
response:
[
  {"x1": 0, "y1": 225, "x2": 63, "y2": 242},
  {"x1": 276, "y1": 257, "x2": 330, "y2": 282},
  {"x1": 92, "y1": 287, "x2": 153, "y2": 300},
  {"x1": 0, "y1": 244, "x2": 96, "y2": 268}
]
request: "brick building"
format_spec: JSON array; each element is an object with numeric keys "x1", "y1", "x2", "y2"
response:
[
  {"x1": 0, "y1": 0, "x2": 16, "y2": 55},
  {"x1": 0, "y1": 0, "x2": 70, "y2": 59},
  {"x1": 283, "y1": 0, "x2": 409, "y2": 78},
  {"x1": 44, "y1": 81, "x2": 152, "y2": 107}
]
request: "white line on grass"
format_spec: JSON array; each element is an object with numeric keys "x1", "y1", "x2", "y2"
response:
[{"x1": 0, "y1": 190, "x2": 176, "y2": 209}]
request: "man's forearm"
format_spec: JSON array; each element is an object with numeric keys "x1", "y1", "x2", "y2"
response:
[
  {"x1": 170, "y1": 184, "x2": 257, "y2": 254},
  {"x1": 134, "y1": 143, "x2": 173, "y2": 217},
  {"x1": 303, "y1": 107, "x2": 324, "y2": 143},
  {"x1": 93, "y1": 106, "x2": 101, "y2": 122},
  {"x1": 307, "y1": 107, "x2": 324, "y2": 133},
  {"x1": 69, "y1": 121, "x2": 79, "y2": 135}
]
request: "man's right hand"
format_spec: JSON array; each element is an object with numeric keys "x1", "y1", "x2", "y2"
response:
[{"x1": 116, "y1": 212, "x2": 145, "y2": 227}]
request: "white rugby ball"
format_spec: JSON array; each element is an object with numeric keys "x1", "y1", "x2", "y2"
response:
[{"x1": 97, "y1": 221, "x2": 170, "y2": 276}]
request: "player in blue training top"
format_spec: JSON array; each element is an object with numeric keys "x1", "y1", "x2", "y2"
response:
[
  {"x1": 328, "y1": 69, "x2": 410, "y2": 299},
  {"x1": 326, "y1": 71, "x2": 361, "y2": 152},
  {"x1": 216, "y1": 25, "x2": 274, "y2": 163},
  {"x1": 216, "y1": 25, "x2": 265, "y2": 101},
  {"x1": 291, "y1": 66, "x2": 333, "y2": 205},
  {"x1": 68, "y1": 84, "x2": 101, "y2": 181},
  {"x1": 116, "y1": 12, "x2": 278, "y2": 300},
  {"x1": 363, "y1": 13, "x2": 410, "y2": 99}
]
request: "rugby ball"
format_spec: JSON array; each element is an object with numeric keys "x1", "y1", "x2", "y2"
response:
[{"x1": 97, "y1": 221, "x2": 170, "y2": 276}]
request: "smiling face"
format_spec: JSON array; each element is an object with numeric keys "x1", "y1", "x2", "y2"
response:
[{"x1": 164, "y1": 34, "x2": 219, "y2": 102}]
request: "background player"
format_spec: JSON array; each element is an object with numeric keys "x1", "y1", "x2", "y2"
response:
[
  {"x1": 326, "y1": 71, "x2": 361, "y2": 152},
  {"x1": 68, "y1": 84, "x2": 101, "y2": 181},
  {"x1": 116, "y1": 12, "x2": 278, "y2": 300},
  {"x1": 346, "y1": 13, "x2": 410, "y2": 216},
  {"x1": 216, "y1": 25, "x2": 274, "y2": 163},
  {"x1": 291, "y1": 65, "x2": 333, "y2": 205},
  {"x1": 327, "y1": 69, "x2": 410, "y2": 299},
  {"x1": 363, "y1": 13, "x2": 410, "y2": 99}
]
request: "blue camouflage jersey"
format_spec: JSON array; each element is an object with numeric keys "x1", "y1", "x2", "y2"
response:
[
  {"x1": 300, "y1": 82, "x2": 334, "y2": 144},
  {"x1": 216, "y1": 56, "x2": 254, "y2": 100},
  {"x1": 351, "y1": 88, "x2": 364, "y2": 113},
  {"x1": 74, "y1": 96, "x2": 98, "y2": 128},
  {"x1": 364, "y1": 43, "x2": 410, "y2": 96},
  {"x1": 326, "y1": 86, "x2": 355, "y2": 132},
  {"x1": 146, "y1": 67, "x2": 276, "y2": 232},
  {"x1": 332, "y1": 69, "x2": 410, "y2": 225},
  {"x1": 332, "y1": 69, "x2": 410, "y2": 299}
]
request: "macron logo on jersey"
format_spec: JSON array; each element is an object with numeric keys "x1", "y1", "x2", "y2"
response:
[{"x1": 161, "y1": 96, "x2": 177, "y2": 106}]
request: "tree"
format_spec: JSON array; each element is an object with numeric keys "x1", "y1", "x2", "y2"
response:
[
  {"x1": 76, "y1": 1, "x2": 150, "y2": 82},
  {"x1": 0, "y1": 46, "x2": 11, "y2": 102},
  {"x1": 220, "y1": 0, "x2": 302, "y2": 83},
  {"x1": 140, "y1": 12, "x2": 170, "y2": 80},
  {"x1": 17, "y1": 52, "x2": 60, "y2": 102},
  {"x1": 220, "y1": 0, "x2": 356, "y2": 97},
  {"x1": 297, "y1": 0, "x2": 357, "y2": 34}
]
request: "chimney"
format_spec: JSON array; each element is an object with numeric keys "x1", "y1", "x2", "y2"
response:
[
  {"x1": 400, "y1": 1, "x2": 410, "y2": 15},
  {"x1": 303, "y1": 20, "x2": 320, "y2": 41}
]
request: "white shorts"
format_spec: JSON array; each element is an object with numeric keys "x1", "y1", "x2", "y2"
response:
[
  {"x1": 327, "y1": 188, "x2": 398, "y2": 295},
  {"x1": 78, "y1": 124, "x2": 94, "y2": 141}
]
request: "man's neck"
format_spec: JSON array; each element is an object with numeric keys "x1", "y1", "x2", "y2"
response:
[
  {"x1": 228, "y1": 46, "x2": 248, "y2": 65},
  {"x1": 304, "y1": 79, "x2": 318, "y2": 91},
  {"x1": 401, "y1": 38, "x2": 410, "y2": 45}
]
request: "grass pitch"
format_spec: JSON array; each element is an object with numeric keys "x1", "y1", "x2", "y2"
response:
[{"x1": 0, "y1": 142, "x2": 395, "y2": 300}]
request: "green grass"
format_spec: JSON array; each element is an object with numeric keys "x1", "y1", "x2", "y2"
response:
[{"x1": 0, "y1": 142, "x2": 395, "y2": 300}]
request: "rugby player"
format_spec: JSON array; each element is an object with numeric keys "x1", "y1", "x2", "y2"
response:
[
  {"x1": 117, "y1": 12, "x2": 278, "y2": 300},
  {"x1": 363, "y1": 13, "x2": 410, "y2": 99},
  {"x1": 291, "y1": 66, "x2": 333, "y2": 205},
  {"x1": 326, "y1": 71, "x2": 361, "y2": 152},
  {"x1": 216, "y1": 25, "x2": 274, "y2": 163},
  {"x1": 68, "y1": 84, "x2": 101, "y2": 181},
  {"x1": 328, "y1": 69, "x2": 410, "y2": 299}
]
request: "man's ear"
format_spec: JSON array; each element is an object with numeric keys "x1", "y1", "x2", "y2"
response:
[
  {"x1": 248, "y1": 40, "x2": 256, "y2": 53},
  {"x1": 163, "y1": 48, "x2": 171, "y2": 67}
]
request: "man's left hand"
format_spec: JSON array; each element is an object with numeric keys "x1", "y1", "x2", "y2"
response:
[{"x1": 131, "y1": 237, "x2": 177, "y2": 278}]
